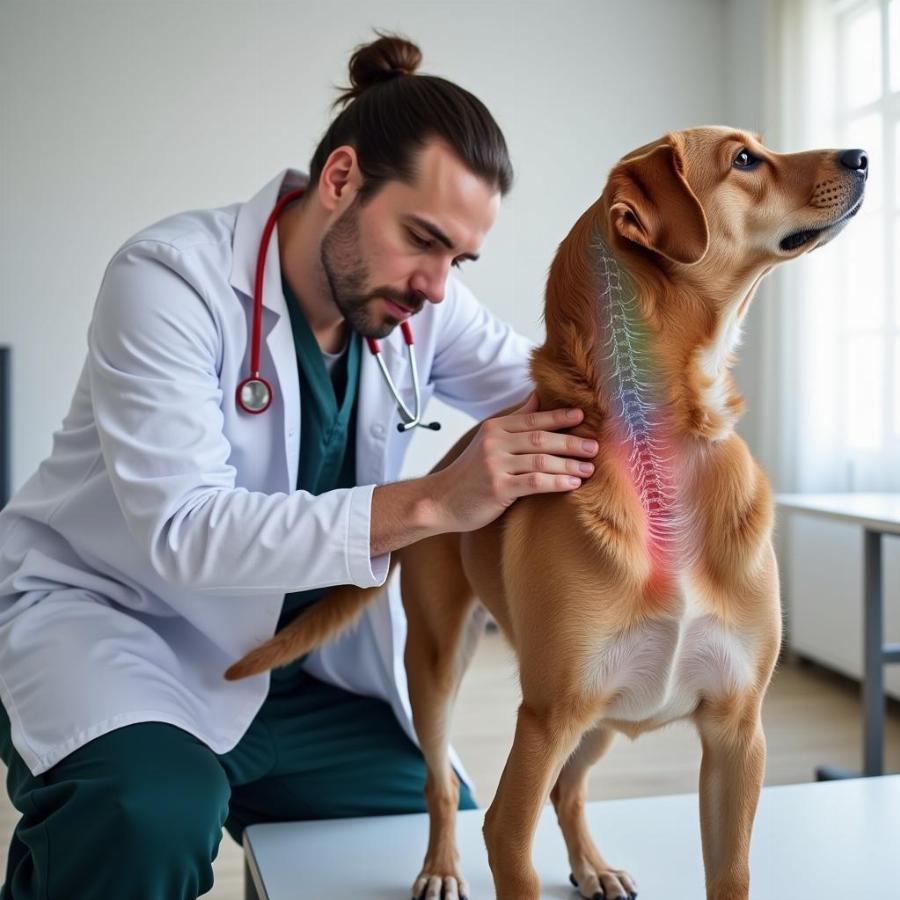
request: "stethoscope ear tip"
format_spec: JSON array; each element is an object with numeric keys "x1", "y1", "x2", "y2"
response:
[{"x1": 397, "y1": 420, "x2": 441, "y2": 432}]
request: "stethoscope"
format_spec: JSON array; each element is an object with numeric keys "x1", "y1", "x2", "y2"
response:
[{"x1": 236, "y1": 187, "x2": 440, "y2": 432}]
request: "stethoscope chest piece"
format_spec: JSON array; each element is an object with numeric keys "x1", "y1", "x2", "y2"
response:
[{"x1": 236, "y1": 376, "x2": 273, "y2": 414}]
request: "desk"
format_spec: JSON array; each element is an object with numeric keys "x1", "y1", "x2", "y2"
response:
[
  {"x1": 242, "y1": 776, "x2": 900, "y2": 899},
  {"x1": 777, "y1": 492, "x2": 900, "y2": 779}
]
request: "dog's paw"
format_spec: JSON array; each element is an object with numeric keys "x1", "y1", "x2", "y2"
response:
[
  {"x1": 569, "y1": 867, "x2": 638, "y2": 900},
  {"x1": 412, "y1": 871, "x2": 470, "y2": 900}
]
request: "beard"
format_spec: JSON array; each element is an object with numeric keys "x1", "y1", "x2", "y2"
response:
[{"x1": 320, "y1": 198, "x2": 426, "y2": 339}]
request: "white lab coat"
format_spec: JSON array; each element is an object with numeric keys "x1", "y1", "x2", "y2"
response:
[{"x1": 0, "y1": 170, "x2": 534, "y2": 780}]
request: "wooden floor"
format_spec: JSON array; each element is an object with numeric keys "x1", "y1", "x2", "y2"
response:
[{"x1": 1, "y1": 629, "x2": 898, "y2": 898}]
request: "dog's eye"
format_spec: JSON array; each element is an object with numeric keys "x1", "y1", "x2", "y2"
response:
[{"x1": 733, "y1": 148, "x2": 761, "y2": 170}]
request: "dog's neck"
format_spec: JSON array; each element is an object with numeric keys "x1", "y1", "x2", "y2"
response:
[
  {"x1": 641, "y1": 256, "x2": 752, "y2": 446},
  {"x1": 531, "y1": 220, "x2": 765, "y2": 576},
  {"x1": 535, "y1": 225, "x2": 755, "y2": 446}
]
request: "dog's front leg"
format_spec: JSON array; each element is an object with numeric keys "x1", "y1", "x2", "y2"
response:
[
  {"x1": 483, "y1": 701, "x2": 588, "y2": 900},
  {"x1": 695, "y1": 698, "x2": 766, "y2": 900}
]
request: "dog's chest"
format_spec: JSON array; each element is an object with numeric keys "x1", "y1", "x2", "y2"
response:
[{"x1": 589, "y1": 576, "x2": 756, "y2": 726}]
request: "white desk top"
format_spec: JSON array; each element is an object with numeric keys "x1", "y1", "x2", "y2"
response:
[
  {"x1": 244, "y1": 776, "x2": 900, "y2": 899},
  {"x1": 776, "y1": 492, "x2": 900, "y2": 535}
]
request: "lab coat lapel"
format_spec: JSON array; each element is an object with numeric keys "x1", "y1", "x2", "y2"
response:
[
  {"x1": 356, "y1": 329, "x2": 408, "y2": 486},
  {"x1": 230, "y1": 169, "x2": 307, "y2": 494},
  {"x1": 263, "y1": 279, "x2": 300, "y2": 493}
]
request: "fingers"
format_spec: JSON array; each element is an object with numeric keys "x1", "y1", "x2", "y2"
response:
[
  {"x1": 507, "y1": 470, "x2": 588, "y2": 498},
  {"x1": 487, "y1": 401, "x2": 597, "y2": 459},
  {"x1": 506, "y1": 452, "x2": 595, "y2": 479},
  {"x1": 479, "y1": 400, "x2": 599, "y2": 499},
  {"x1": 502, "y1": 402, "x2": 586, "y2": 435},
  {"x1": 504, "y1": 429, "x2": 599, "y2": 460},
  {"x1": 502, "y1": 423, "x2": 599, "y2": 498}
]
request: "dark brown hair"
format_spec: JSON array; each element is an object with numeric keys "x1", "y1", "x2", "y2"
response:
[{"x1": 307, "y1": 32, "x2": 513, "y2": 201}]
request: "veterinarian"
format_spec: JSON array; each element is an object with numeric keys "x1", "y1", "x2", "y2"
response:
[{"x1": 0, "y1": 34, "x2": 600, "y2": 899}]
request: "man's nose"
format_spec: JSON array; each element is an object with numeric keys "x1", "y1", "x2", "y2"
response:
[{"x1": 410, "y1": 260, "x2": 450, "y2": 305}]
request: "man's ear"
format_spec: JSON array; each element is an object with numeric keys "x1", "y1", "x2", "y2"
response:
[
  {"x1": 608, "y1": 142, "x2": 709, "y2": 265},
  {"x1": 318, "y1": 146, "x2": 363, "y2": 211}
]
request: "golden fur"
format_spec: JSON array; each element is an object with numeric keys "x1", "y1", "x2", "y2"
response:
[{"x1": 226, "y1": 127, "x2": 865, "y2": 899}]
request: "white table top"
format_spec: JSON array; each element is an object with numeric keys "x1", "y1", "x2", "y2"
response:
[
  {"x1": 244, "y1": 776, "x2": 900, "y2": 899},
  {"x1": 776, "y1": 492, "x2": 900, "y2": 535}
]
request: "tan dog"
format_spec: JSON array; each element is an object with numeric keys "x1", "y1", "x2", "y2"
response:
[{"x1": 227, "y1": 127, "x2": 867, "y2": 900}]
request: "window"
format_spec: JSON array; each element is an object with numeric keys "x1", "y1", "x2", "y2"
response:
[
  {"x1": 836, "y1": 1, "x2": 897, "y2": 462},
  {"x1": 777, "y1": 0, "x2": 899, "y2": 490}
]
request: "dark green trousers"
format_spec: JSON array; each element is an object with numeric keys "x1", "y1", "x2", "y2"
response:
[{"x1": 0, "y1": 661, "x2": 476, "y2": 899}]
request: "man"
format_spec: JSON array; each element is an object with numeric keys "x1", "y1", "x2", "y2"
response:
[{"x1": 0, "y1": 34, "x2": 598, "y2": 898}]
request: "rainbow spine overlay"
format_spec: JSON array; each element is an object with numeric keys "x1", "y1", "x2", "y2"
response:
[{"x1": 590, "y1": 235, "x2": 684, "y2": 579}]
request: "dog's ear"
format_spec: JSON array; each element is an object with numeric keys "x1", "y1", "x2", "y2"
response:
[{"x1": 608, "y1": 142, "x2": 709, "y2": 265}]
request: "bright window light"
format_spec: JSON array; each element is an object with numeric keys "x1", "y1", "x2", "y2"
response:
[
  {"x1": 846, "y1": 334, "x2": 884, "y2": 450},
  {"x1": 891, "y1": 0, "x2": 900, "y2": 92},
  {"x1": 844, "y1": 6, "x2": 882, "y2": 107}
]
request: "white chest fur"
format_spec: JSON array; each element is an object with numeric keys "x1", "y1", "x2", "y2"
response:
[{"x1": 585, "y1": 575, "x2": 756, "y2": 727}]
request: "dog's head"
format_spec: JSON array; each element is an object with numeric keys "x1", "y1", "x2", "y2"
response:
[
  {"x1": 536, "y1": 127, "x2": 868, "y2": 439},
  {"x1": 602, "y1": 126, "x2": 867, "y2": 287}
]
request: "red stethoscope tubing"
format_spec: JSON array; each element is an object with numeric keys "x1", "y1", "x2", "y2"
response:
[
  {"x1": 236, "y1": 188, "x2": 424, "y2": 428},
  {"x1": 236, "y1": 188, "x2": 307, "y2": 415}
]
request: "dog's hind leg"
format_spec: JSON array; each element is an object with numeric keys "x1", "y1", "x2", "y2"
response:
[
  {"x1": 550, "y1": 725, "x2": 638, "y2": 900},
  {"x1": 694, "y1": 697, "x2": 766, "y2": 900},
  {"x1": 402, "y1": 532, "x2": 483, "y2": 900}
]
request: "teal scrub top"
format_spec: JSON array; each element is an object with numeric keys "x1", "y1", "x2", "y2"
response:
[{"x1": 277, "y1": 276, "x2": 362, "y2": 631}]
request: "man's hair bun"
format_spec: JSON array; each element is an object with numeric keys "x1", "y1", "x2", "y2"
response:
[
  {"x1": 336, "y1": 32, "x2": 422, "y2": 106},
  {"x1": 310, "y1": 30, "x2": 513, "y2": 199}
]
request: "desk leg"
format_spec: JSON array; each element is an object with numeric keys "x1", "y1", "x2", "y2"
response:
[
  {"x1": 245, "y1": 859, "x2": 261, "y2": 900},
  {"x1": 862, "y1": 528, "x2": 884, "y2": 777},
  {"x1": 815, "y1": 528, "x2": 886, "y2": 782}
]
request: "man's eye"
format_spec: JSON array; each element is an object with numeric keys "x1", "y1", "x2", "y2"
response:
[
  {"x1": 451, "y1": 259, "x2": 464, "y2": 270},
  {"x1": 733, "y1": 148, "x2": 761, "y2": 169},
  {"x1": 407, "y1": 230, "x2": 432, "y2": 249}
]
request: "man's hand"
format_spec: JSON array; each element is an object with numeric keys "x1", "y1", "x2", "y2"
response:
[
  {"x1": 427, "y1": 391, "x2": 597, "y2": 534},
  {"x1": 369, "y1": 393, "x2": 598, "y2": 556}
]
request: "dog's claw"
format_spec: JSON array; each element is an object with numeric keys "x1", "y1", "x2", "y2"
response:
[{"x1": 570, "y1": 872, "x2": 579, "y2": 887}]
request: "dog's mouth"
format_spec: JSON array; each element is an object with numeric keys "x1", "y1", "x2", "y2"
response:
[{"x1": 778, "y1": 193, "x2": 865, "y2": 252}]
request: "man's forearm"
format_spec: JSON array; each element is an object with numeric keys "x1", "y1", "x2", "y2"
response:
[{"x1": 369, "y1": 472, "x2": 450, "y2": 557}]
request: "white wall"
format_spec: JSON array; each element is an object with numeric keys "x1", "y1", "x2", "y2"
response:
[{"x1": 1, "y1": 0, "x2": 732, "y2": 489}]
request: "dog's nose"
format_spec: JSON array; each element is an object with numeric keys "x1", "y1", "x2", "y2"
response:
[{"x1": 839, "y1": 148, "x2": 868, "y2": 179}]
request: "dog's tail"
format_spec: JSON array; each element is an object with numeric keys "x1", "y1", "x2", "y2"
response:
[{"x1": 223, "y1": 556, "x2": 400, "y2": 681}]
